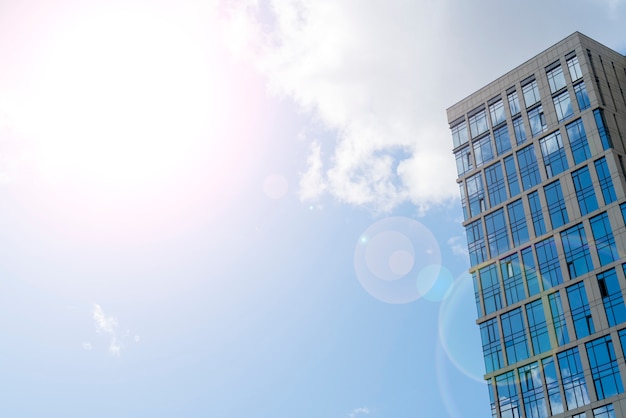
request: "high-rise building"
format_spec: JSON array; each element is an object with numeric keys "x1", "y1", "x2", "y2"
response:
[{"x1": 447, "y1": 32, "x2": 626, "y2": 418}]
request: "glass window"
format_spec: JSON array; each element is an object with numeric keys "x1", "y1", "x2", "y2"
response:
[
  {"x1": 485, "y1": 208, "x2": 510, "y2": 258},
  {"x1": 480, "y1": 263, "x2": 502, "y2": 315},
  {"x1": 561, "y1": 223, "x2": 594, "y2": 279},
  {"x1": 567, "y1": 282, "x2": 595, "y2": 338},
  {"x1": 518, "y1": 362, "x2": 548, "y2": 418},
  {"x1": 540, "y1": 131, "x2": 568, "y2": 178},
  {"x1": 496, "y1": 371, "x2": 521, "y2": 418},
  {"x1": 621, "y1": 202, "x2": 626, "y2": 225},
  {"x1": 467, "y1": 172, "x2": 486, "y2": 218},
  {"x1": 598, "y1": 268, "x2": 626, "y2": 327},
  {"x1": 572, "y1": 166, "x2": 598, "y2": 216},
  {"x1": 501, "y1": 253, "x2": 525, "y2": 306},
  {"x1": 535, "y1": 237, "x2": 563, "y2": 289},
  {"x1": 480, "y1": 318, "x2": 503, "y2": 373},
  {"x1": 469, "y1": 109, "x2": 489, "y2": 138},
  {"x1": 594, "y1": 157, "x2": 616, "y2": 205},
  {"x1": 528, "y1": 191, "x2": 546, "y2": 237},
  {"x1": 512, "y1": 117, "x2": 527, "y2": 145},
  {"x1": 508, "y1": 91, "x2": 521, "y2": 116},
  {"x1": 485, "y1": 162, "x2": 507, "y2": 207},
  {"x1": 594, "y1": 109, "x2": 613, "y2": 150},
  {"x1": 572, "y1": 412, "x2": 587, "y2": 418},
  {"x1": 452, "y1": 121, "x2": 469, "y2": 148},
  {"x1": 507, "y1": 199, "x2": 529, "y2": 247},
  {"x1": 593, "y1": 404, "x2": 616, "y2": 418},
  {"x1": 504, "y1": 155, "x2": 520, "y2": 197},
  {"x1": 517, "y1": 145, "x2": 541, "y2": 190},
  {"x1": 547, "y1": 65, "x2": 567, "y2": 93},
  {"x1": 557, "y1": 347, "x2": 590, "y2": 410},
  {"x1": 473, "y1": 134, "x2": 494, "y2": 167},
  {"x1": 501, "y1": 307, "x2": 529, "y2": 365},
  {"x1": 526, "y1": 300, "x2": 551, "y2": 355},
  {"x1": 466, "y1": 220, "x2": 487, "y2": 267},
  {"x1": 567, "y1": 56, "x2": 583, "y2": 81},
  {"x1": 454, "y1": 146, "x2": 472, "y2": 176},
  {"x1": 543, "y1": 357, "x2": 564, "y2": 415},
  {"x1": 488, "y1": 380, "x2": 497, "y2": 418},
  {"x1": 528, "y1": 105, "x2": 547, "y2": 137},
  {"x1": 548, "y1": 292, "x2": 569, "y2": 346},
  {"x1": 586, "y1": 336, "x2": 623, "y2": 400},
  {"x1": 493, "y1": 125, "x2": 511, "y2": 155},
  {"x1": 574, "y1": 82, "x2": 591, "y2": 110},
  {"x1": 459, "y1": 183, "x2": 468, "y2": 220},
  {"x1": 472, "y1": 272, "x2": 482, "y2": 317},
  {"x1": 544, "y1": 180, "x2": 569, "y2": 229},
  {"x1": 591, "y1": 213, "x2": 618, "y2": 266},
  {"x1": 521, "y1": 247, "x2": 540, "y2": 296},
  {"x1": 553, "y1": 91, "x2": 574, "y2": 122},
  {"x1": 489, "y1": 99, "x2": 506, "y2": 127},
  {"x1": 523, "y1": 80, "x2": 541, "y2": 107},
  {"x1": 566, "y1": 119, "x2": 591, "y2": 165}
]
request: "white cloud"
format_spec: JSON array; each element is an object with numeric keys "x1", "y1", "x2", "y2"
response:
[
  {"x1": 92, "y1": 304, "x2": 126, "y2": 357},
  {"x1": 348, "y1": 407, "x2": 370, "y2": 418},
  {"x1": 222, "y1": 0, "x2": 625, "y2": 213},
  {"x1": 448, "y1": 236, "x2": 468, "y2": 258},
  {"x1": 82, "y1": 342, "x2": 93, "y2": 351}
]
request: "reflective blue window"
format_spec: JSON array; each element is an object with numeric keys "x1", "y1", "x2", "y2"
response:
[
  {"x1": 466, "y1": 220, "x2": 486, "y2": 267},
  {"x1": 586, "y1": 336, "x2": 624, "y2": 400},
  {"x1": 521, "y1": 247, "x2": 540, "y2": 296},
  {"x1": 496, "y1": 371, "x2": 521, "y2": 418},
  {"x1": 572, "y1": 166, "x2": 598, "y2": 216},
  {"x1": 544, "y1": 180, "x2": 569, "y2": 229},
  {"x1": 526, "y1": 300, "x2": 550, "y2": 355},
  {"x1": 548, "y1": 292, "x2": 569, "y2": 346},
  {"x1": 523, "y1": 80, "x2": 541, "y2": 107},
  {"x1": 513, "y1": 117, "x2": 527, "y2": 145},
  {"x1": 480, "y1": 318, "x2": 503, "y2": 373},
  {"x1": 485, "y1": 209, "x2": 510, "y2": 258},
  {"x1": 473, "y1": 134, "x2": 494, "y2": 167},
  {"x1": 459, "y1": 183, "x2": 468, "y2": 220},
  {"x1": 598, "y1": 268, "x2": 626, "y2": 327},
  {"x1": 489, "y1": 99, "x2": 506, "y2": 127},
  {"x1": 567, "y1": 282, "x2": 595, "y2": 338},
  {"x1": 535, "y1": 237, "x2": 563, "y2": 289},
  {"x1": 567, "y1": 56, "x2": 583, "y2": 81},
  {"x1": 593, "y1": 404, "x2": 616, "y2": 418},
  {"x1": 472, "y1": 273, "x2": 482, "y2": 317},
  {"x1": 591, "y1": 213, "x2": 618, "y2": 266},
  {"x1": 518, "y1": 362, "x2": 548, "y2": 418},
  {"x1": 488, "y1": 380, "x2": 497, "y2": 418},
  {"x1": 594, "y1": 109, "x2": 613, "y2": 150},
  {"x1": 566, "y1": 119, "x2": 591, "y2": 165},
  {"x1": 547, "y1": 65, "x2": 566, "y2": 93},
  {"x1": 557, "y1": 347, "x2": 591, "y2": 410},
  {"x1": 517, "y1": 145, "x2": 541, "y2": 190},
  {"x1": 619, "y1": 329, "x2": 626, "y2": 361},
  {"x1": 452, "y1": 121, "x2": 469, "y2": 148},
  {"x1": 561, "y1": 223, "x2": 594, "y2": 279},
  {"x1": 493, "y1": 125, "x2": 511, "y2": 155},
  {"x1": 466, "y1": 172, "x2": 486, "y2": 217},
  {"x1": 454, "y1": 146, "x2": 473, "y2": 175},
  {"x1": 574, "y1": 82, "x2": 591, "y2": 110},
  {"x1": 480, "y1": 263, "x2": 502, "y2": 315},
  {"x1": 621, "y1": 203, "x2": 626, "y2": 225},
  {"x1": 540, "y1": 131, "x2": 568, "y2": 178},
  {"x1": 485, "y1": 162, "x2": 507, "y2": 207},
  {"x1": 594, "y1": 157, "x2": 616, "y2": 205},
  {"x1": 469, "y1": 109, "x2": 489, "y2": 138},
  {"x1": 507, "y1": 199, "x2": 529, "y2": 247},
  {"x1": 501, "y1": 253, "x2": 525, "y2": 305},
  {"x1": 508, "y1": 91, "x2": 521, "y2": 116},
  {"x1": 553, "y1": 91, "x2": 574, "y2": 122},
  {"x1": 501, "y1": 307, "x2": 529, "y2": 364},
  {"x1": 528, "y1": 191, "x2": 546, "y2": 237},
  {"x1": 528, "y1": 105, "x2": 547, "y2": 137},
  {"x1": 504, "y1": 155, "x2": 520, "y2": 197},
  {"x1": 543, "y1": 357, "x2": 564, "y2": 415}
]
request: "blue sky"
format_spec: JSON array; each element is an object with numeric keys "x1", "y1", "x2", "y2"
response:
[{"x1": 0, "y1": 1, "x2": 625, "y2": 417}]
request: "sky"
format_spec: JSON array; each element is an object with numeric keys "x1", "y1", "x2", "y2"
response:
[{"x1": 0, "y1": 1, "x2": 625, "y2": 417}]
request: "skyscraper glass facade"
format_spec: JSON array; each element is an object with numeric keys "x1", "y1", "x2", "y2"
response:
[{"x1": 447, "y1": 32, "x2": 626, "y2": 417}]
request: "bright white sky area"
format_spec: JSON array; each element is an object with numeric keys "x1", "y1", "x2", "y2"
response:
[{"x1": 0, "y1": 0, "x2": 625, "y2": 417}]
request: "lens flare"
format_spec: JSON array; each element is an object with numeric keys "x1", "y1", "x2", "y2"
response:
[{"x1": 354, "y1": 216, "x2": 441, "y2": 304}]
